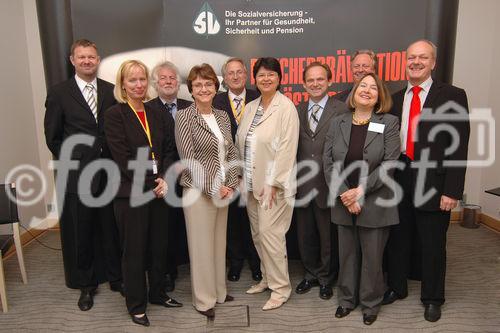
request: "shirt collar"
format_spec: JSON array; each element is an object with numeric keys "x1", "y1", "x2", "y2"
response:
[
  {"x1": 159, "y1": 96, "x2": 177, "y2": 106},
  {"x1": 228, "y1": 89, "x2": 246, "y2": 102},
  {"x1": 406, "y1": 76, "x2": 433, "y2": 95},
  {"x1": 74, "y1": 74, "x2": 97, "y2": 92},
  {"x1": 308, "y1": 94, "x2": 329, "y2": 110}
]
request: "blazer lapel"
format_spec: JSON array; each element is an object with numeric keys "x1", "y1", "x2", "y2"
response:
[
  {"x1": 257, "y1": 92, "x2": 280, "y2": 125},
  {"x1": 96, "y1": 79, "x2": 106, "y2": 116},
  {"x1": 298, "y1": 103, "x2": 314, "y2": 137},
  {"x1": 124, "y1": 104, "x2": 149, "y2": 142},
  {"x1": 314, "y1": 98, "x2": 337, "y2": 135},
  {"x1": 339, "y1": 113, "x2": 351, "y2": 147},
  {"x1": 68, "y1": 78, "x2": 93, "y2": 115},
  {"x1": 422, "y1": 81, "x2": 441, "y2": 110},
  {"x1": 364, "y1": 113, "x2": 383, "y2": 149}
]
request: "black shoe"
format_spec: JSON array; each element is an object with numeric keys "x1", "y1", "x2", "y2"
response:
[
  {"x1": 150, "y1": 296, "x2": 183, "y2": 308},
  {"x1": 363, "y1": 314, "x2": 377, "y2": 325},
  {"x1": 335, "y1": 306, "x2": 352, "y2": 318},
  {"x1": 110, "y1": 281, "x2": 124, "y2": 297},
  {"x1": 78, "y1": 289, "x2": 95, "y2": 311},
  {"x1": 295, "y1": 279, "x2": 318, "y2": 294},
  {"x1": 131, "y1": 313, "x2": 150, "y2": 327},
  {"x1": 424, "y1": 304, "x2": 441, "y2": 322},
  {"x1": 251, "y1": 270, "x2": 263, "y2": 282},
  {"x1": 319, "y1": 285, "x2": 333, "y2": 300},
  {"x1": 197, "y1": 308, "x2": 215, "y2": 318},
  {"x1": 165, "y1": 274, "x2": 175, "y2": 292},
  {"x1": 382, "y1": 289, "x2": 407, "y2": 305},
  {"x1": 227, "y1": 268, "x2": 241, "y2": 282}
]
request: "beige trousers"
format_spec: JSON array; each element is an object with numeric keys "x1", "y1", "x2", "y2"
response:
[
  {"x1": 246, "y1": 193, "x2": 294, "y2": 302},
  {"x1": 183, "y1": 188, "x2": 229, "y2": 311}
]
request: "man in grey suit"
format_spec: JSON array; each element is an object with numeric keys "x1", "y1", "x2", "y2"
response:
[{"x1": 295, "y1": 62, "x2": 347, "y2": 299}]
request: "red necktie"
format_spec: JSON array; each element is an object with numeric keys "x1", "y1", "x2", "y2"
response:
[{"x1": 406, "y1": 86, "x2": 422, "y2": 160}]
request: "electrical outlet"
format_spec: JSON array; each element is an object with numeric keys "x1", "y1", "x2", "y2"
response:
[{"x1": 47, "y1": 203, "x2": 53, "y2": 212}]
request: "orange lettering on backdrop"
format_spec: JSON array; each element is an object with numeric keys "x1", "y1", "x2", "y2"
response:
[
  {"x1": 326, "y1": 56, "x2": 336, "y2": 83},
  {"x1": 376, "y1": 53, "x2": 385, "y2": 78},
  {"x1": 250, "y1": 58, "x2": 257, "y2": 85},
  {"x1": 279, "y1": 58, "x2": 289, "y2": 84},
  {"x1": 384, "y1": 53, "x2": 391, "y2": 81},
  {"x1": 390, "y1": 52, "x2": 401, "y2": 81}
]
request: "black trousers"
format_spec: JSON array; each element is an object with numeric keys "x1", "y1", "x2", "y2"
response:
[
  {"x1": 59, "y1": 193, "x2": 122, "y2": 290},
  {"x1": 385, "y1": 156, "x2": 450, "y2": 305},
  {"x1": 114, "y1": 198, "x2": 169, "y2": 315},
  {"x1": 295, "y1": 201, "x2": 338, "y2": 285},
  {"x1": 226, "y1": 199, "x2": 260, "y2": 272}
]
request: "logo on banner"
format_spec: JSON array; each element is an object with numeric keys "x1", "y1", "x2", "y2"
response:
[{"x1": 193, "y1": 2, "x2": 220, "y2": 36}]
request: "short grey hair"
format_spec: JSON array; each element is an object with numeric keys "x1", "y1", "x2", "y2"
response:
[
  {"x1": 151, "y1": 61, "x2": 181, "y2": 86},
  {"x1": 408, "y1": 39, "x2": 438, "y2": 59}
]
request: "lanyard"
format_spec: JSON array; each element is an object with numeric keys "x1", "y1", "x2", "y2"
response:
[
  {"x1": 229, "y1": 97, "x2": 245, "y2": 124},
  {"x1": 127, "y1": 102, "x2": 156, "y2": 161}
]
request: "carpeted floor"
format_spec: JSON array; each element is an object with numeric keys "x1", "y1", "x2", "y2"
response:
[{"x1": 1, "y1": 223, "x2": 499, "y2": 332}]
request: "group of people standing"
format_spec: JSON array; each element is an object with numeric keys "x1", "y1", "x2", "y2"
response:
[{"x1": 44, "y1": 37, "x2": 469, "y2": 327}]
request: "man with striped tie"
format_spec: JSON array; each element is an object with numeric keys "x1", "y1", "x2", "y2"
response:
[
  {"x1": 295, "y1": 62, "x2": 348, "y2": 300},
  {"x1": 44, "y1": 39, "x2": 122, "y2": 311},
  {"x1": 213, "y1": 57, "x2": 261, "y2": 282}
]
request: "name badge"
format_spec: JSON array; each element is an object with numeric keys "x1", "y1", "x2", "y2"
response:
[
  {"x1": 152, "y1": 159, "x2": 158, "y2": 175},
  {"x1": 368, "y1": 122, "x2": 385, "y2": 133}
]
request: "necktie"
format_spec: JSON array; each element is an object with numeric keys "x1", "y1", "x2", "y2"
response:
[
  {"x1": 233, "y1": 96, "x2": 243, "y2": 122},
  {"x1": 85, "y1": 83, "x2": 97, "y2": 121},
  {"x1": 309, "y1": 104, "x2": 321, "y2": 132},
  {"x1": 165, "y1": 102, "x2": 175, "y2": 114},
  {"x1": 406, "y1": 86, "x2": 422, "y2": 160}
]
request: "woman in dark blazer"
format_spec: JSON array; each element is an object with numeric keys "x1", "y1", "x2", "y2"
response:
[
  {"x1": 323, "y1": 73, "x2": 400, "y2": 325},
  {"x1": 175, "y1": 64, "x2": 239, "y2": 318},
  {"x1": 104, "y1": 59, "x2": 181, "y2": 327}
]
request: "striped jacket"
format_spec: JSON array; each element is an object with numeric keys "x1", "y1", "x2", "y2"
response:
[{"x1": 175, "y1": 103, "x2": 240, "y2": 198}]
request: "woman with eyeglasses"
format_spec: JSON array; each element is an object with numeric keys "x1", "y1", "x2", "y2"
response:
[
  {"x1": 175, "y1": 63, "x2": 239, "y2": 318},
  {"x1": 235, "y1": 57, "x2": 299, "y2": 311}
]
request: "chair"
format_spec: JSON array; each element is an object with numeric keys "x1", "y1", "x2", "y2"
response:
[{"x1": 0, "y1": 183, "x2": 28, "y2": 312}]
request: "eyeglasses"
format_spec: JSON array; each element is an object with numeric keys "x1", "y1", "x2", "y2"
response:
[
  {"x1": 192, "y1": 82, "x2": 216, "y2": 90},
  {"x1": 352, "y1": 64, "x2": 373, "y2": 70},
  {"x1": 256, "y1": 72, "x2": 278, "y2": 79}
]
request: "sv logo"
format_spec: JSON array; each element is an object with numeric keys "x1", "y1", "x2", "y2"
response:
[{"x1": 193, "y1": 2, "x2": 220, "y2": 36}]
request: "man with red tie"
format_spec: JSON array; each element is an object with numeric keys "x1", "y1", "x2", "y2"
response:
[{"x1": 383, "y1": 39, "x2": 470, "y2": 322}]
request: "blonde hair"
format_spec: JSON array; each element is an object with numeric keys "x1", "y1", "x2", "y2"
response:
[
  {"x1": 347, "y1": 73, "x2": 392, "y2": 113},
  {"x1": 113, "y1": 60, "x2": 150, "y2": 103}
]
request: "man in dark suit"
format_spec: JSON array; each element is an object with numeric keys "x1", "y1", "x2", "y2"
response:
[
  {"x1": 295, "y1": 62, "x2": 347, "y2": 300},
  {"x1": 212, "y1": 57, "x2": 261, "y2": 282},
  {"x1": 334, "y1": 50, "x2": 377, "y2": 103},
  {"x1": 383, "y1": 39, "x2": 470, "y2": 322},
  {"x1": 44, "y1": 39, "x2": 122, "y2": 311},
  {"x1": 146, "y1": 61, "x2": 191, "y2": 292}
]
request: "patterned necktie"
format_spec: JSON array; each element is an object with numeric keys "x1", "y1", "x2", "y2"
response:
[
  {"x1": 406, "y1": 86, "x2": 422, "y2": 160},
  {"x1": 233, "y1": 96, "x2": 243, "y2": 122},
  {"x1": 84, "y1": 83, "x2": 97, "y2": 121},
  {"x1": 165, "y1": 102, "x2": 175, "y2": 114},
  {"x1": 309, "y1": 104, "x2": 321, "y2": 132}
]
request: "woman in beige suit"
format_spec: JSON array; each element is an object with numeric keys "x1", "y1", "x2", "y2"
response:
[
  {"x1": 236, "y1": 57, "x2": 299, "y2": 311},
  {"x1": 175, "y1": 64, "x2": 239, "y2": 318}
]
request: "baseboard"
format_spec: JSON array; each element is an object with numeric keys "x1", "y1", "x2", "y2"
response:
[
  {"x1": 2, "y1": 219, "x2": 59, "y2": 260},
  {"x1": 480, "y1": 213, "x2": 500, "y2": 233}
]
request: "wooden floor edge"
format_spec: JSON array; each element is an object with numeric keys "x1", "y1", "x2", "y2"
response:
[{"x1": 480, "y1": 213, "x2": 500, "y2": 234}]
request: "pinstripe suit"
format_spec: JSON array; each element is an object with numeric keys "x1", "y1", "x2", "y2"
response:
[{"x1": 175, "y1": 103, "x2": 239, "y2": 311}]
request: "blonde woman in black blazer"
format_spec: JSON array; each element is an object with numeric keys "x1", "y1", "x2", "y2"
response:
[
  {"x1": 175, "y1": 64, "x2": 239, "y2": 318},
  {"x1": 323, "y1": 73, "x2": 400, "y2": 325},
  {"x1": 104, "y1": 60, "x2": 182, "y2": 327}
]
